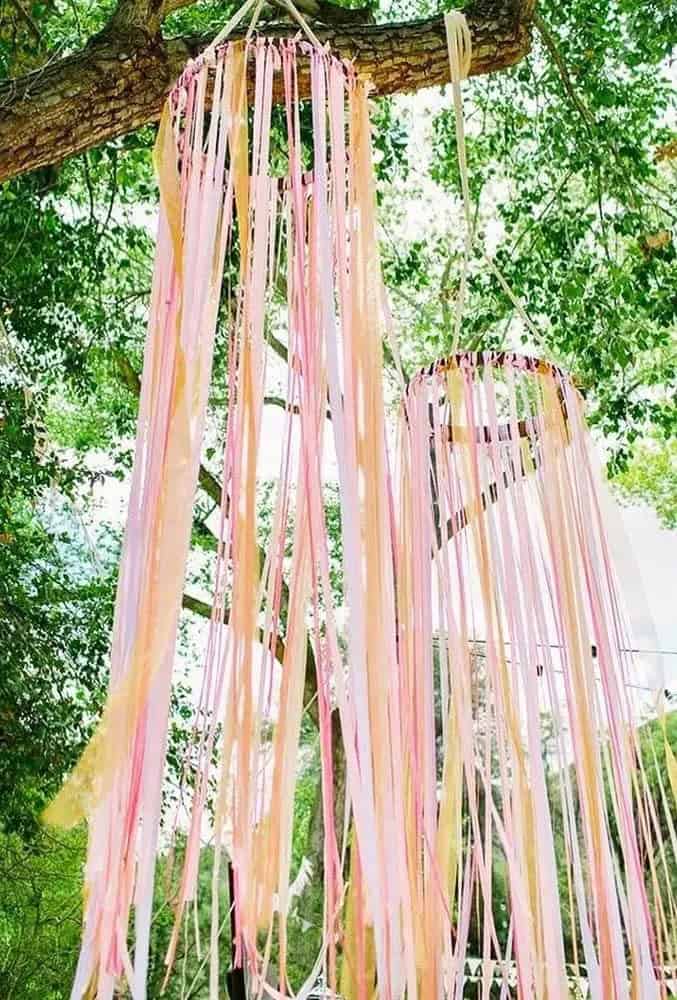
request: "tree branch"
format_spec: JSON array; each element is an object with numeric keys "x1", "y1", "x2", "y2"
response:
[
  {"x1": 0, "y1": 0, "x2": 535, "y2": 184},
  {"x1": 532, "y1": 12, "x2": 594, "y2": 134},
  {"x1": 266, "y1": 330, "x2": 289, "y2": 365},
  {"x1": 182, "y1": 592, "x2": 213, "y2": 618},
  {"x1": 7, "y1": 0, "x2": 42, "y2": 43},
  {"x1": 114, "y1": 350, "x2": 304, "y2": 502},
  {"x1": 182, "y1": 592, "x2": 288, "y2": 667},
  {"x1": 197, "y1": 464, "x2": 224, "y2": 508},
  {"x1": 183, "y1": 594, "x2": 319, "y2": 727},
  {"x1": 113, "y1": 351, "x2": 320, "y2": 724}
]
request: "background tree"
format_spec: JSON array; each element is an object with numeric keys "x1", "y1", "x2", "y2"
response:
[{"x1": 0, "y1": 0, "x2": 675, "y2": 994}]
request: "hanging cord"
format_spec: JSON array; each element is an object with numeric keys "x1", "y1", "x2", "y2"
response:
[
  {"x1": 207, "y1": 0, "x2": 323, "y2": 56},
  {"x1": 444, "y1": 11, "x2": 472, "y2": 354},
  {"x1": 277, "y1": 0, "x2": 323, "y2": 49},
  {"x1": 443, "y1": 11, "x2": 545, "y2": 353},
  {"x1": 206, "y1": 0, "x2": 263, "y2": 54},
  {"x1": 247, "y1": 0, "x2": 266, "y2": 38}
]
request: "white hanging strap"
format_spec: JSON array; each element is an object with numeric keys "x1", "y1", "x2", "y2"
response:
[
  {"x1": 207, "y1": 0, "x2": 263, "y2": 53},
  {"x1": 277, "y1": 0, "x2": 324, "y2": 49},
  {"x1": 206, "y1": 0, "x2": 323, "y2": 59},
  {"x1": 445, "y1": 11, "x2": 471, "y2": 81},
  {"x1": 443, "y1": 11, "x2": 544, "y2": 353},
  {"x1": 444, "y1": 11, "x2": 473, "y2": 353},
  {"x1": 444, "y1": 12, "x2": 471, "y2": 231},
  {"x1": 246, "y1": 0, "x2": 266, "y2": 39}
]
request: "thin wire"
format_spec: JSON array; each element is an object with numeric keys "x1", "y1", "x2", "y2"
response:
[
  {"x1": 467, "y1": 637, "x2": 677, "y2": 658},
  {"x1": 462, "y1": 637, "x2": 674, "y2": 693}
]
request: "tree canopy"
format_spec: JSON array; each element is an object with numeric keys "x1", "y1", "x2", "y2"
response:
[{"x1": 0, "y1": 0, "x2": 675, "y2": 994}]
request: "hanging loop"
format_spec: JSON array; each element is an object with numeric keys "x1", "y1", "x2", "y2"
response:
[
  {"x1": 443, "y1": 10, "x2": 545, "y2": 354},
  {"x1": 443, "y1": 10, "x2": 473, "y2": 353},
  {"x1": 206, "y1": 0, "x2": 324, "y2": 56},
  {"x1": 444, "y1": 10, "x2": 471, "y2": 83}
]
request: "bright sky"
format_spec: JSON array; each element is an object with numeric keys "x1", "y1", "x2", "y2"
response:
[{"x1": 612, "y1": 502, "x2": 677, "y2": 688}]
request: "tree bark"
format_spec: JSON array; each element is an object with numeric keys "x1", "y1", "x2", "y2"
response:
[{"x1": 0, "y1": 0, "x2": 534, "y2": 184}]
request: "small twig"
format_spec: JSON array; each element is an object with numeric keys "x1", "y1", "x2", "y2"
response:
[
  {"x1": 533, "y1": 12, "x2": 595, "y2": 135},
  {"x1": 95, "y1": 149, "x2": 118, "y2": 247},
  {"x1": 594, "y1": 161, "x2": 614, "y2": 265},
  {"x1": 81, "y1": 152, "x2": 97, "y2": 234},
  {"x1": 3, "y1": 213, "x2": 32, "y2": 269},
  {"x1": 8, "y1": 0, "x2": 42, "y2": 42},
  {"x1": 509, "y1": 169, "x2": 574, "y2": 257}
]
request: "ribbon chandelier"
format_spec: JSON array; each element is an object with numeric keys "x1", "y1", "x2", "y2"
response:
[{"x1": 47, "y1": 9, "x2": 673, "y2": 999}]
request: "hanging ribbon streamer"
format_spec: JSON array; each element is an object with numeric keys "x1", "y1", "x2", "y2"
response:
[
  {"x1": 396, "y1": 351, "x2": 670, "y2": 998},
  {"x1": 46, "y1": 35, "x2": 245, "y2": 1000}
]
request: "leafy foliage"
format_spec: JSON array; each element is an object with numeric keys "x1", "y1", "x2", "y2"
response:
[
  {"x1": 383, "y1": 0, "x2": 676, "y2": 470},
  {"x1": 614, "y1": 437, "x2": 677, "y2": 529},
  {"x1": 0, "y1": 0, "x2": 675, "y2": 993},
  {"x1": 0, "y1": 828, "x2": 85, "y2": 998},
  {"x1": 0, "y1": 502, "x2": 114, "y2": 835}
]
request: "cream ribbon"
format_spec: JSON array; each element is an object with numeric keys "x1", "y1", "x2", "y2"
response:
[{"x1": 444, "y1": 11, "x2": 545, "y2": 352}]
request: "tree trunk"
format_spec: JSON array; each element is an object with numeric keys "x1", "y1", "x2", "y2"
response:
[
  {"x1": 306, "y1": 707, "x2": 346, "y2": 880},
  {"x1": 0, "y1": 0, "x2": 534, "y2": 184}
]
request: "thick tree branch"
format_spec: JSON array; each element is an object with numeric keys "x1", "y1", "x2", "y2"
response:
[
  {"x1": 0, "y1": 0, "x2": 534, "y2": 184},
  {"x1": 532, "y1": 12, "x2": 594, "y2": 133}
]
